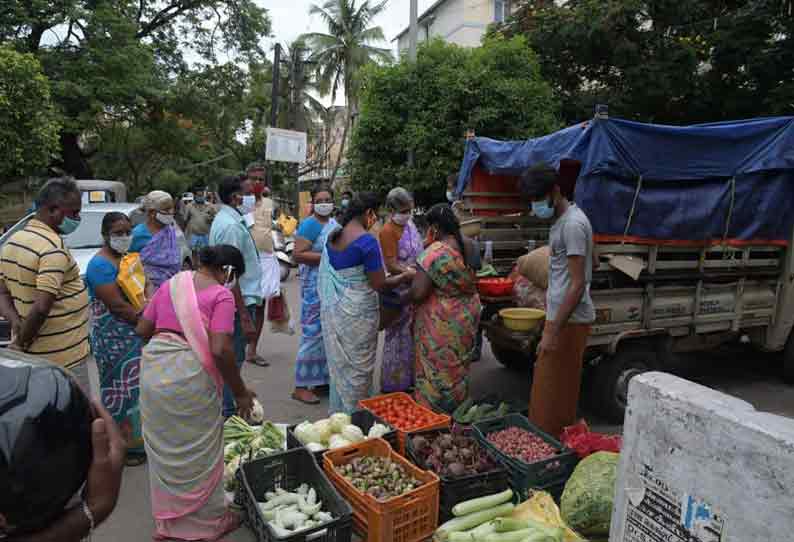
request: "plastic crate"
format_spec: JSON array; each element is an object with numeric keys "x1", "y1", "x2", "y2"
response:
[
  {"x1": 358, "y1": 392, "x2": 451, "y2": 455},
  {"x1": 322, "y1": 438, "x2": 439, "y2": 542},
  {"x1": 287, "y1": 410, "x2": 400, "y2": 463},
  {"x1": 239, "y1": 447, "x2": 353, "y2": 542},
  {"x1": 404, "y1": 427, "x2": 509, "y2": 522},
  {"x1": 473, "y1": 414, "x2": 578, "y2": 500}
]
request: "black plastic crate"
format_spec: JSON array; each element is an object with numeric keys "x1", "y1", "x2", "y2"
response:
[
  {"x1": 473, "y1": 414, "x2": 578, "y2": 495},
  {"x1": 239, "y1": 447, "x2": 353, "y2": 542},
  {"x1": 405, "y1": 427, "x2": 509, "y2": 522},
  {"x1": 286, "y1": 410, "x2": 398, "y2": 463}
]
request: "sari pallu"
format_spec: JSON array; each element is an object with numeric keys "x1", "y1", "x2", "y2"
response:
[
  {"x1": 381, "y1": 220, "x2": 423, "y2": 392},
  {"x1": 318, "y1": 246, "x2": 380, "y2": 414},
  {"x1": 141, "y1": 225, "x2": 182, "y2": 292},
  {"x1": 89, "y1": 299, "x2": 144, "y2": 455},
  {"x1": 140, "y1": 272, "x2": 236, "y2": 541}
]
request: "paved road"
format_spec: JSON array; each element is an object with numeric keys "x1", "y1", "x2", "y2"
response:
[{"x1": 92, "y1": 275, "x2": 794, "y2": 541}]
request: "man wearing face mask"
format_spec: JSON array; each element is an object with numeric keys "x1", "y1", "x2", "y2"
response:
[
  {"x1": 0, "y1": 178, "x2": 92, "y2": 392},
  {"x1": 520, "y1": 163, "x2": 595, "y2": 438},
  {"x1": 209, "y1": 176, "x2": 263, "y2": 417},
  {"x1": 184, "y1": 187, "x2": 217, "y2": 265}
]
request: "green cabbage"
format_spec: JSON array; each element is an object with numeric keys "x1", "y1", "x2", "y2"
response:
[
  {"x1": 313, "y1": 419, "x2": 333, "y2": 443},
  {"x1": 560, "y1": 452, "x2": 619, "y2": 537},
  {"x1": 295, "y1": 421, "x2": 322, "y2": 444},
  {"x1": 329, "y1": 412, "x2": 351, "y2": 433},
  {"x1": 340, "y1": 424, "x2": 365, "y2": 443}
]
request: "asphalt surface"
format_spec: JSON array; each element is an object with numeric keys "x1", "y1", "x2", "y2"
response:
[{"x1": 90, "y1": 274, "x2": 794, "y2": 541}]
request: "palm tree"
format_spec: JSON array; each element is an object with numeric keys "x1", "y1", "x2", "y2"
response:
[
  {"x1": 302, "y1": 0, "x2": 392, "y2": 185},
  {"x1": 282, "y1": 38, "x2": 327, "y2": 134}
]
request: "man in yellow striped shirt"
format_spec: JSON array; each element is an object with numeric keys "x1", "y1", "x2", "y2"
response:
[{"x1": 0, "y1": 178, "x2": 90, "y2": 391}]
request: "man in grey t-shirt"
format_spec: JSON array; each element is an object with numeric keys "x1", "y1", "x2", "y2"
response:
[{"x1": 520, "y1": 163, "x2": 595, "y2": 438}]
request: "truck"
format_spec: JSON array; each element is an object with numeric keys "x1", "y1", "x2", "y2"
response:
[{"x1": 453, "y1": 113, "x2": 794, "y2": 423}]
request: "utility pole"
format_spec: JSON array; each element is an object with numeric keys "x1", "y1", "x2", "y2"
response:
[
  {"x1": 409, "y1": 0, "x2": 418, "y2": 62},
  {"x1": 407, "y1": 0, "x2": 418, "y2": 166},
  {"x1": 266, "y1": 43, "x2": 282, "y2": 188}
]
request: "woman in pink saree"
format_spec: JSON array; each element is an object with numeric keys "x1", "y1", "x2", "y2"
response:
[{"x1": 136, "y1": 245, "x2": 256, "y2": 541}]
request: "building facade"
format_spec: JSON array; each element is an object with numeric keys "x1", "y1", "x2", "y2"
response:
[{"x1": 394, "y1": 0, "x2": 517, "y2": 53}]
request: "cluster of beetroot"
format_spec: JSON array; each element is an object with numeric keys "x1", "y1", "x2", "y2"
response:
[{"x1": 411, "y1": 426, "x2": 498, "y2": 478}]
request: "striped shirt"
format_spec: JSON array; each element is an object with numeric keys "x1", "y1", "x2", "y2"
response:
[{"x1": 0, "y1": 219, "x2": 89, "y2": 367}]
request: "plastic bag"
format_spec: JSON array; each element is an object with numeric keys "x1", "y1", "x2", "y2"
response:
[
  {"x1": 269, "y1": 288, "x2": 295, "y2": 335},
  {"x1": 117, "y1": 252, "x2": 146, "y2": 310},
  {"x1": 560, "y1": 452, "x2": 619, "y2": 537},
  {"x1": 561, "y1": 420, "x2": 622, "y2": 459},
  {"x1": 517, "y1": 245, "x2": 550, "y2": 289},
  {"x1": 277, "y1": 212, "x2": 298, "y2": 236},
  {"x1": 512, "y1": 491, "x2": 585, "y2": 542}
]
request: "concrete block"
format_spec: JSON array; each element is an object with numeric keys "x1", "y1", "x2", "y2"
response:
[{"x1": 610, "y1": 371, "x2": 794, "y2": 541}]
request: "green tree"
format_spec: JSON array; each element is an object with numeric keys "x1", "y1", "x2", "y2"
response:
[
  {"x1": 302, "y1": 0, "x2": 393, "y2": 184},
  {"x1": 0, "y1": 46, "x2": 60, "y2": 180},
  {"x1": 348, "y1": 36, "x2": 560, "y2": 205},
  {"x1": 1, "y1": 0, "x2": 271, "y2": 178},
  {"x1": 497, "y1": 0, "x2": 794, "y2": 124}
]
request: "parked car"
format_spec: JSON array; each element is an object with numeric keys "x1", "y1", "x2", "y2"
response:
[{"x1": 0, "y1": 203, "x2": 192, "y2": 346}]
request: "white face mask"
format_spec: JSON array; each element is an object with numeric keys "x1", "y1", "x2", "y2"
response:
[
  {"x1": 446, "y1": 190, "x2": 455, "y2": 202},
  {"x1": 392, "y1": 213, "x2": 410, "y2": 226},
  {"x1": 314, "y1": 203, "x2": 334, "y2": 217},
  {"x1": 156, "y1": 212, "x2": 174, "y2": 226},
  {"x1": 109, "y1": 235, "x2": 132, "y2": 254}
]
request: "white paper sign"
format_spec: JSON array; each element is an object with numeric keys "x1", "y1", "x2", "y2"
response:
[{"x1": 265, "y1": 127, "x2": 307, "y2": 164}]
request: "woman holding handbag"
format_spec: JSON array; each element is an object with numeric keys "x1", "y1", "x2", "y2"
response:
[{"x1": 85, "y1": 212, "x2": 147, "y2": 466}]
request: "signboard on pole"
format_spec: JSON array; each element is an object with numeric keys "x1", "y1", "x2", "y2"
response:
[{"x1": 265, "y1": 127, "x2": 307, "y2": 164}]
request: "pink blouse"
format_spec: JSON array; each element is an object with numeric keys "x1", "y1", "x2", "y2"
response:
[{"x1": 143, "y1": 282, "x2": 236, "y2": 334}]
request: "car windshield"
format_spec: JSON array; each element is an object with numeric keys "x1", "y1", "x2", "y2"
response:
[{"x1": 64, "y1": 211, "x2": 116, "y2": 249}]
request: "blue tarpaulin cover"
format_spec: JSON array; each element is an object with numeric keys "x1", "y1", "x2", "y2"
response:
[{"x1": 457, "y1": 117, "x2": 794, "y2": 245}]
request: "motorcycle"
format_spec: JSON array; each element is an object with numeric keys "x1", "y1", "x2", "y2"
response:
[{"x1": 272, "y1": 221, "x2": 296, "y2": 281}]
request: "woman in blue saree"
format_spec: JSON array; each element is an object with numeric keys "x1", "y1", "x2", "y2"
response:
[
  {"x1": 292, "y1": 185, "x2": 338, "y2": 404},
  {"x1": 319, "y1": 192, "x2": 414, "y2": 414}
]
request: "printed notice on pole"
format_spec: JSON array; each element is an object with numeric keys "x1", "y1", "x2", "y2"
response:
[
  {"x1": 621, "y1": 464, "x2": 725, "y2": 542},
  {"x1": 265, "y1": 127, "x2": 307, "y2": 164}
]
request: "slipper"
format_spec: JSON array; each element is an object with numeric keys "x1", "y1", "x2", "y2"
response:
[
  {"x1": 246, "y1": 356, "x2": 270, "y2": 367},
  {"x1": 292, "y1": 390, "x2": 320, "y2": 405},
  {"x1": 125, "y1": 454, "x2": 147, "y2": 467}
]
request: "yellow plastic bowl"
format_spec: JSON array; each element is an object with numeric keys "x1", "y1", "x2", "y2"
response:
[{"x1": 499, "y1": 308, "x2": 546, "y2": 332}]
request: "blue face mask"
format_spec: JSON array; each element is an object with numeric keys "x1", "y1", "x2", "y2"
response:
[
  {"x1": 531, "y1": 198, "x2": 555, "y2": 220},
  {"x1": 59, "y1": 215, "x2": 81, "y2": 235}
]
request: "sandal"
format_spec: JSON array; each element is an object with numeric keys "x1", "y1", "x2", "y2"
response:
[
  {"x1": 246, "y1": 355, "x2": 270, "y2": 367},
  {"x1": 125, "y1": 453, "x2": 147, "y2": 467},
  {"x1": 292, "y1": 389, "x2": 320, "y2": 405}
]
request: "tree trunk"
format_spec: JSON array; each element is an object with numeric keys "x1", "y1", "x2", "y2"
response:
[
  {"x1": 329, "y1": 107, "x2": 351, "y2": 189},
  {"x1": 59, "y1": 132, "x2": 93, "y2": 179}
]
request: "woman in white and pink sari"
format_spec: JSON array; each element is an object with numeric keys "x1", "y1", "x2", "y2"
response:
[{"x1": 136, "y1": 245, "x2": 256, "y2": 541}]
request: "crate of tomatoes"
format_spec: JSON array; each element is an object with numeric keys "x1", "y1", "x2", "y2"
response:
[
  {"x1": 473, "y1": 414, "x2": 578, "y2": 501},
  {"x1": 358, "y1": 392, "x2": 450, "y2": 455},
  {"x1": 322, "y1": 438, "x2": 439, "y2": 542}
]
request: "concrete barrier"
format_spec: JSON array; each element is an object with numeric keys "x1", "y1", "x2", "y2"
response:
[{"x1": 610, "y1": 371, "x2": 794, "y2": 541}]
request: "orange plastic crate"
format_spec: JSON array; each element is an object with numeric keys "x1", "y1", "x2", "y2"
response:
[
  {"x1": 358, "y1": 392, "x2": 451, "y2": 455},
  {"x1": 323, "y1": 438, "x2": 440, "y2": 542}
]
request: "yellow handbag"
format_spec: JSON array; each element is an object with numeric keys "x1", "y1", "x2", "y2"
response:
[{"x1": 117, "y1": 253, "x2": 147, "y2": 311}]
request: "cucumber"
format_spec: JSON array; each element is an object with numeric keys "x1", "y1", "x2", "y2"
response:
[{"x1": 452, "y1": 489, "x2": 513, "y2": 517}]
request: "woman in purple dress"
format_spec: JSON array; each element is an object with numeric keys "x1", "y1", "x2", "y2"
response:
[{"x1": 378, "y1": 187, "x2": 423, "y2": 392}]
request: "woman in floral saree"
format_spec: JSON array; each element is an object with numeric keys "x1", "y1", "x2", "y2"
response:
[
  {"x1": 404, "y1": 204, "x2": 482, "y2": 414},
  {"x1": 136, "y1": 245, "x2": 256, "y2": 541}
]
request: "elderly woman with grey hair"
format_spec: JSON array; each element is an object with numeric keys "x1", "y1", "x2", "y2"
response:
[
  {"x1": 130, "y1": 190, "x2": 182, "y2": 295},
  {"x1": 378, "y1": 186, "x2": 423, "y2": 392}
]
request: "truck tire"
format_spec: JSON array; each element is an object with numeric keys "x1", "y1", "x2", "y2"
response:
[
  {"x1": 783, "y1": 332, "x2": 794, "y2": 385},
  {"x1": 592, "y1": 345, "x2": 658, "y2": 424},
  {"x1": 491, "y1": 344, "x2": 534, "y2": 371}
]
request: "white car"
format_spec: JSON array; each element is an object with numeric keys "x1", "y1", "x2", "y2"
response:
[{"x1": 0, "y1": 203, "x2": 192, "y2": 346}]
